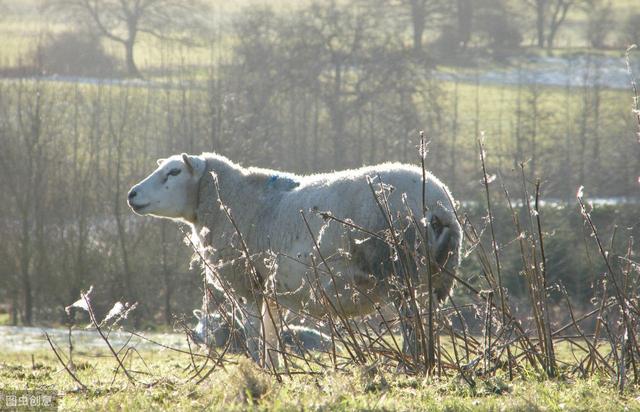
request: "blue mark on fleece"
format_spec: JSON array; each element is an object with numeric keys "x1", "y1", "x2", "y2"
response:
[{"x1": 267, "y1": 174, "x2": 299, "y2": 190}]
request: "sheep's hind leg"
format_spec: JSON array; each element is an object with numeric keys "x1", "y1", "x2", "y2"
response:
[{"x1": 395, "y1": 297, "x2": 419, "y2": 372}]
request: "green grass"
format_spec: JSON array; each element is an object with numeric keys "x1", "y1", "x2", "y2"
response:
[
  {"x1": 2, "y1": 346, "x2": 638, "y2": 411},
  {"x1": 1, "y1": 0, "x2": 638, "y2": 72},
  {"x1": 0, "y1": 0, "x2": 305, "y2": 71},
  {"x1": 0, "y1": 0, "x2": 633, "y2": 154}
]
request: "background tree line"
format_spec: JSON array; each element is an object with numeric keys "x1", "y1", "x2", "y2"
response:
[{"x1": 0, "y1": 0, "x2": 638, "y2": 327}]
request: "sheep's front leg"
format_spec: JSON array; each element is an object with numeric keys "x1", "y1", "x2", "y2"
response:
[
  {"x1": 237, "y1": 301, "x2": 260, "y2": 363},
  {"x1": 261, "y1": 296, "x2": 281, "y2": 370}
]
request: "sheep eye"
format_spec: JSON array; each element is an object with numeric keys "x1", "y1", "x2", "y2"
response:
[{"x1": 168, "y1": 168, "x2": 181, "y2": 177}]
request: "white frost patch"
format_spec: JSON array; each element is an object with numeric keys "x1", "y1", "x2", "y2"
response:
[{"x1": 0, "y1": 326, "x2": 189, "y2": 353}]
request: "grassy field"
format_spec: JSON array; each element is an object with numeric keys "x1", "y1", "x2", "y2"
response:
[
  {"x1": 1, "y1": 344, "x2": 639, "y2": 411},
  {"x1": 1, "y1": 0, "x2": 639, "y2": 72},
  {"x1": 1, "y1": 2, "x2": 639, "y2": 410},
  {"x1": 0, "y1": 0, "x2": 306, "y2": 71},
  {"x1": 0, "y1": 0, "x2": 635, "y2": 165}
]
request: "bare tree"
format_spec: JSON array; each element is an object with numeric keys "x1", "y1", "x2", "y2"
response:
[
  {"x1": 525, "y1": 0, "x2": 581, "y2": 48},
  {"x1": 622, "y1": 13, "x2": 640, "y2": 47},
  {"x1": 545, "y1": 0, "x2": 575, "y2": 48},
  {"x1": 528, "y1": 0, "x2": 547, "y2": 48},
  {"x1": 0, "y1": 81, "x2": 58, "y2": 325},
  {"x1": 399, "y1": 0, "x2": 450, "y2": 52},
  {"x1": 584, "y1": 0, "x2": 612, "y2": 49},
  {"x1": 455, "y1": 0, "x2": 473, "y2": 50},
  {"x1": 365, "y1": 0, "x2": 449, "y2": 53},
  {"x1": 47, "y1": 0, "x2": 210, "y2": 77},
  {"x1": 293, "y1": 2, "x2": 419, "y2": 168}
]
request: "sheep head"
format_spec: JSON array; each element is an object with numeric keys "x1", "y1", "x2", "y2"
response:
[{"x1": 128, "y1": 153, "x2": 205, "y2": 223}]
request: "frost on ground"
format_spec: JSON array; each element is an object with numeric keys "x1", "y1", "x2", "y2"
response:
[
  {"x1": 0, "y1": 326, "x2": 188, "y2": 353},
  {"x1": 436, "y1": 55, "x2": 640, "y2": 89}
]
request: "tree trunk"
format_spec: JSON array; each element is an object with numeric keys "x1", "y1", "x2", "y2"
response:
[
  {"x1": 411, "y1": 0, "x2": 426, "y2": 52},
  {"x1": 124, "y1": 39, "x2": 141, "y2": 78},
  {"x1": 591, "y1": 73, "x2": 601, "y2": 187},
  {"x1": 563, "y1": 79, "x2": 573, "y2": 203},
  {"x1": 11, "y1": 293, "x2": 18, "y2": 326},
  {"x1": 369, "y1": 101, "x2": 376, "y2": 164},
  {"x1": 514, "y1": 70, "x2": 523, "y2": 170},
  {"x1": 473, "y1": 71, "x2": 480, "y2": 172},
  {"x1": 450, "y1": 79, "x2": 459, "y2": 192},
  {"x1": 20, "y1": 212, "x2": 32, "y2": 326},
  {"x1": 329, "y1": 61, "x2": 345, "y2": 169},
  {"x1": 577, "y1": 73, "x2": 590, "y2": 187},
  {"x1": 456, "y1": 0, "x2": 473, "y2": 50},
  {"x1": 312, "y1": 95, "x2": 319, "y2": 168},
  {"x1": 546, "y1": 0, "x2": 571, "y2": 49},
  {"x1": 330, "y1": 104, "x2": 345, "y2": 169},
  {"x1": 536, "y1": 0, "x2": 546, "y2": 48},
  {"x1": 546, "y1": 27, "x2": 557, "y2": 49},
  {"x1": 21, "y1": 272, "x2": 32, "y2": 325},
  {"x1": 530, "y1": 86, "x2": 539, "y2": 179}
]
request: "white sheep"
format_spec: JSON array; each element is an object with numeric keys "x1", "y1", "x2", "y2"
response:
[
  {"x1": 128, "y1": 153, "x2": 462, "y2": 368},
  {"x1": 191, "y1": 309, "x2": 246, "y2": 353},
  {"x1": 191, "y1": 309, "x2": 332, "y2": 355}
]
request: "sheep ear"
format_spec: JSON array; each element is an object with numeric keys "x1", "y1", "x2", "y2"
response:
[
  {"x1": 156, "y1": 158, "x2": 166, "y2": 166},
  {"x1": 182, "y1": 153, "x2": 194, "y2": 175},
  {"x1": 182, "y1": 153, "x2": 205, "y2": 177}
]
